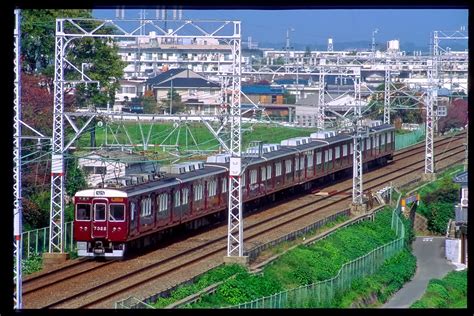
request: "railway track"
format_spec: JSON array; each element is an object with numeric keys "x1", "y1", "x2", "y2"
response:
[{"x1": 23, "y1": 133, "x2": 465, "y2": 308}]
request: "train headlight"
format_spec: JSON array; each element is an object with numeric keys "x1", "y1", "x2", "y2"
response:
[
  {"x1": 112, "y1": 227, "x2": 117, "y2": 232},
  {"x1": 84, "y1": 226, "x2": 88, "y2": 231},
  {"x1": 80, "y1": 227, "x2": 83, "y2": 231}
]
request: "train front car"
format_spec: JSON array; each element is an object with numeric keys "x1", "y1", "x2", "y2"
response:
[{"x1": 74, "y1": 189, "x2": 129, "y2": 257}]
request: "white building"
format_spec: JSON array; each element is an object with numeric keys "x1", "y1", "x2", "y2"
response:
[{"x1": 78, "y1": 150, "x2": 159, "y2": 187}]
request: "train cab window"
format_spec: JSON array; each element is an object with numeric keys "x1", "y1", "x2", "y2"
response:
[
  {"x1": 261, "y1": 166, "x2": 267, "y2": 181},
  {"x1": 194, "y1": 184, "x2": 203, "y2": 201},
  {"x1": 221, "y1": 178, "x2": 228, "y2": 193},
  {"x1": 182, "y1": 188, "x2": 189, "y2": 205},
  {"x1": 250, "y1": 169, "x2": 258, "y2": 184},
  {"x1": 275, "y1": 162, "x2": 282, "y2": 176},
  {"x1": 267, "y1": 165, "x2": 272, "y2": 178},
  {"x1": 316, "y1": 152, "x2": 322, "y2": 165},
  {"x1": 285, "y1": 160, "x2": 292, "y2": 174},
  {"x1": 109, "y1": 204, "x2": 125, "y2": 222},
  {"x1": 94, "y1": 204, "x2": 106, "y2": 221},
  {"x1": 174, "y1": 191, "x2": 181, "y2": 207},
  {"x1": 76, "y1": 204, "x2": 91, "y2": 221},
  {"x1": 342, "y1": 145, "x2": 348, "y2": 157}
]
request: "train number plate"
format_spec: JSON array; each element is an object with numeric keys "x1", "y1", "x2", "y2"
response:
[{"x1": 94, "y1": 226, "x2": 106, "y2": 231}]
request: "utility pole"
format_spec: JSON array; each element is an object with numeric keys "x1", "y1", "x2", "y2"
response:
[{"x1": 13, "y1": 8, "x2": 23, "y2": 309}]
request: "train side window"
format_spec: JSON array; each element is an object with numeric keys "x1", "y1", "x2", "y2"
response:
[
  {"x1": 342, "y1": 145, "x2": 348, "y2": 157},
  {"x1": 316, "y1": 152, "x2": 322, "y2": 165},
  {"x1": 387, "y1": 132, "x2": 392, "y2": 143},
  {"x1": 295, "y1": 157, "x2": 300, "y2": 171},
  {"x1": 182, "y1": 188, "x2": 189, "y2": 205},
  {"x1": 250, "y1": 169, "x2": 258, "y2": 184},
  {"x1": 208, "y1": 180, "x2": 217, "y2": 197},
  {"x1": 307, "y1": 154, "x2": 314, "y2": 168},
  {"x1": 300, "y1": 156, "x2": 305, "y2": 169},
  {"x1": 157, "y1": 194, "x2": 168, "y2": 213},
  {"x1": 221, "y1": 178, "x2": 228, "y2": 193},
  {"x1": 174, "y1": 190, "x2": 181, "y2": 207},
  {"x1": 130, "y1": 202, "x2": 136, "y2": 221},
  {"x1": 94, "y1": 203, "x2": 106, "y2": 221},
  {"x1": 350, "y1": 143, "x2": 354, "y2": 154},
  {"x1": 335, "y1": 147, "x2": 340, "y2": 159},
  {"x1": 275, "y1": 162, "x2": 282, "y2": 176},
  {"x1": 194, "y1": 184, "x2": 203, "y2": 201},
  {"x1": 381, "y1": 133, "x2": 386, "y2": 145},
  {"x1": 109, "y1": 204, "x2": 125, "y2": 222},
  {"x1": 141, "y1": 196, "x2": 152, "y2": 217},
  {"x1": 267, "y1": 165, "x2": 272, "y2": 178},
  {"x1": 242, "y1": 173, "x2": 246, "y2": 186},
  {"x1": 285, "y1": 160, "x2": 292, "y2": 174},
  {"x1": 76, "y1": 204, "x2": 91, "y2": 221},
  {"x1": 328, "y1": 149, "x2": 333, "y2": 161},
  {"x1": 261, "y1": 166, "x2": 266, "y2": 181},
  {"x1": 367, "y1": 138, "x2": 371, "y2": 149}
]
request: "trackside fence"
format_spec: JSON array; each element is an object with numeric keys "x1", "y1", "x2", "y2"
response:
[
  {"x1": 232, "y1": 195, "x2": 405, "y2": 308},
  {"x1": 395, "y1": 124, "x2": 425, "y2": 151},
  {"x1": 22, "y1": 221, "x2": 75, "y2": 258},
  {"x1": 114, "y1": 297, "x2": 154, "y2": 309}
]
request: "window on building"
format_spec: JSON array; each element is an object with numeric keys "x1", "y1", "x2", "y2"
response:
[
  {"x1": 109, "y1": 204, "x2": 125, "y2": 221},
  {"x1": 208, "y1": 180, "x2": 217, "y2": 197},
  {"x1": 275, "y1": 162, "x2": 282, "y2": 176},
  {"x1": 261, "y1": 166, "x2": 267, "y2": 181},
  {"x1": 76, "y1": 204, "x2": 91, "y2": 221},
  {"x1": 174, "y1": 190, "x2": 181, "y2": 207},
  {"x1": 94, "y1": 203, "x2": 106, "y2": 221},
  {"x1": 95, "y1": 166, "x2": 106, "y2": 175},
  {"x1": 266, "y1": 165, "x2": 272, "y2": 179},
  {"x1": 194, "y1": 184, "x2": 203, "y2": 201},
  {"x1": 221, "y1": 177, "x2": 228, "y2": 193},
  {"x1": 285, "y1": 159, "x2": 292, "y2": 174},
  {"x1": 250, "y1": 169, "x2": 258, "y2": 184},
  {"x1": 158, "y1": 193, "x2": 169, "y2": 212}
]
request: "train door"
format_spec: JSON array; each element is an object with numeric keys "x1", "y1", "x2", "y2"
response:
[
  {"x1": 91, "y1": 198, "x2": 108, "y2": 239},
  {"x1": 129, "y1": 200, "x2": 138, "y2": 235}
]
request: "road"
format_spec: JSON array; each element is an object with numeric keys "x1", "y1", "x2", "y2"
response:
[{"x1": 382, "y1": 236, "x2": 456, "y2": 308}]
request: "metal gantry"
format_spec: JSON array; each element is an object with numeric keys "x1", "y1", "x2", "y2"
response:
[
  {"x1": 13, "y1": 8, "x2": 23, "y2": 309},
  {"x1": 424, "y1": 58, "x2": 436, "y2": 175},
  {"x1": 47, "y1": 17, "x2": 244, "y2": 257}
]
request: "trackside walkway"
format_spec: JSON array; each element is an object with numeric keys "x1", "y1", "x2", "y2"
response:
[{"x1": 382, "y1": 236, "x2": 455, "y2": 308}]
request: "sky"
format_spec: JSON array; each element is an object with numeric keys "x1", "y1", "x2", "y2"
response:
[{"x1": 92, "y1": 9, "x2": 468, "y2": 49}]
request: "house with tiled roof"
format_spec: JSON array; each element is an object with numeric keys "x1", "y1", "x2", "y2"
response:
[{"x1": 146, "y1": 68, "x2": 221, "y2": 110}]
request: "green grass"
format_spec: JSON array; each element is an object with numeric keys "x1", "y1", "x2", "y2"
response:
[
  {"x1": 411, "y1": 270, "x2": 467, "y2": 308},
  {"x1": 74, "y1": 122, "x2": 318, "y2": 153},
  {"x1": 188, "y1": 209, "x2": 401, "y2": 308}
]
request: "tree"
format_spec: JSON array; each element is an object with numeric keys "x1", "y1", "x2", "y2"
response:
[
  {"x1": 160, "y1": 89, "x2": 186, "y2": 114},
  {"x1": 143, "y1": 90, "x2": 158, "y2": 114},
  {"x1": 21, "y1": 9, "x2": 126, "y2": 107},
  {"x1": 65, "y1": 157, "x2": 88, "y2": 197},
  {"x1": 438, "y1": 98, "x2": 468, "y2": 133}
]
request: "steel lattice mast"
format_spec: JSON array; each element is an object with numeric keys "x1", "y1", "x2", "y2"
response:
[
  {"x1": 227, "y1": 22, "x2": 243, "y2": 257},
  {"x1": 383, "y1": 60, "x2": 391, "y2": 124},
  {"x1": 49, "y1": 19, "x2": 66, "y2": 253},
  {"x1": 424, "y1": 58, "x2": 436, "y2": 175},
  {"x1": 316, "y1": 68, "x2": 325, "y2": 130},
  {"x1": 13, "y1": 8, "x2": 23, "y2": 309}
]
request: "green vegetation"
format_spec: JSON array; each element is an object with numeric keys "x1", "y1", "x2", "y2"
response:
[
  {"x1": 416, "y1": 173, "x2": 461, "y2": 235},
  {"x1": 151, "y1": 264, "x2": 247, "y2": 308},
  {"x1": 22, "y1": 254, "x2": 43, "y2": 275},
  {"x1": 76, "y1": 122, "x2": 318, "y2": 154},
  {"x1": 411, "y1": 270, "x2": 467, "y2": 308},
  {"x1": 333, "y1": 249, "x2": 416, "y2": 307},
  {"x1": 188, "y1": 209, "x2": 400, "y2": 308}
]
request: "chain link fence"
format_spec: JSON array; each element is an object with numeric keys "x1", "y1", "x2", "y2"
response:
[
  {"x1": 115, "y1": 296, "x2": 154, "y2": 309},
  {"x1": 22, "y1": 221, "x2": 75, "y2": 258},
  {"x1": 232, "y1": 197, "x2": 405, "y2": 308}
]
